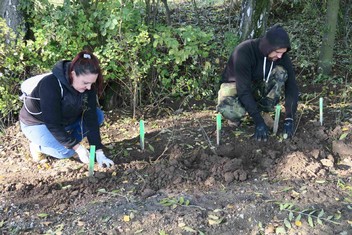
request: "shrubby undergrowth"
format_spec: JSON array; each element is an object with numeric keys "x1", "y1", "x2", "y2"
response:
[
  {"x1": 0, "y1": 0, "x2": 350, "y2": 127},
  {"x1": 0, "y1": 19, "x2": 24, "y2": 126},
  {"x1": 0, "y1": 0, "x2": 226, "y2": 125}
]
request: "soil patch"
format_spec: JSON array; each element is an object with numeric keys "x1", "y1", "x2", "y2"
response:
[{"x1": 1, "y1": 93, "x2": 352, "y2": 234}]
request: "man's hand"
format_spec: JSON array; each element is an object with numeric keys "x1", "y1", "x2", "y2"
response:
[
  {"x1": 283, "y1": 118, "x2": 294, "y2": 139},
  {"x1": 254, "y1": 122, "x2": 268, "y2": 142}
]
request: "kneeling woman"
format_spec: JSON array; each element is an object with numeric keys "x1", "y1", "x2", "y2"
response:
[{"x1": 20, "y1": 51, "x2": 114, "y2": 167}]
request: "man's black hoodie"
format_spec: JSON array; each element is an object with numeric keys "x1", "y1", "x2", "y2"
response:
[
  {"x1": 19, "y1": 60, "x2": 102, "y2": 149},
  {"x1": 221, "y1": 25, "x2": 299, "y2": 125}
]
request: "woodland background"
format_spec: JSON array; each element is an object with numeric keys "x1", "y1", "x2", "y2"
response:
[
  {"x1": 0, "y1": 0, "x2": 351, "y2": 128},
  {"x1": 0, "y1": 1, "x2": 352, "y2": 235}
]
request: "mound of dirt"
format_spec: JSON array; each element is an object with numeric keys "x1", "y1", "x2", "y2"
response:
[{"x1": 269, "y1": 151, "x2": 328, "y2": 179}]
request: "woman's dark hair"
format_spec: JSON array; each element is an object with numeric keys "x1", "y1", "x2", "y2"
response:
[{"x1": 69, "y1": 50, "x2": 103, "y2": 96}]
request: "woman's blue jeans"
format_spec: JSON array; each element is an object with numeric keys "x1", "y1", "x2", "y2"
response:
[{"x1": 20, "y1": 108, "x2": 104, "y2": 159}]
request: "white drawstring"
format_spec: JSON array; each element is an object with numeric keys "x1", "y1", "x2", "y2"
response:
[
  {"x1": 263, "y1": 57, "x2": 273, "y2": 83},
  {"x1": 24, "y1": 96, "x2": 42, "y2": 115}
]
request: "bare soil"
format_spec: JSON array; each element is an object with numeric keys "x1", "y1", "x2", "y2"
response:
[{"x1": 1, "y1": 87, "x2": 352, "y2": 235}]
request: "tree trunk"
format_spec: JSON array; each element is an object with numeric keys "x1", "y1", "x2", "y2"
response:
[
  {"x1": 318, "y1": 0, "x2": 340, "y2": 75},
  {"x1": 161, "y1": 0, "x2": 171, "y2": 25},
  {"x1": 145, "y1": 0, "x2": 160, "y2": 26},
  {"x1": 0, "y1": 0, "x2": 23, "y2": 36},
  {"x1": 341, "y1": 0, "x2": 351, "y2": 48},
  {"x1": 239, "y1": 0, "x2": 271, "y2": 41}
]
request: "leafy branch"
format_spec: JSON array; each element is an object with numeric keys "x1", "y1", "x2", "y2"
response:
[
  {"x1": 158, "y1": 196, "x2": 207, "y2": 211},
  {"x1": 278, "y1": 202, "x2": 341, "y2": 230},
  {"x1": 158, "y1": 196, "x2": 190, "y2": 209}
]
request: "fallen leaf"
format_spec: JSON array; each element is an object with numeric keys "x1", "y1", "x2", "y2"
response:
[
  {"x1": 275, "y1": 226, "x2": 286, "y2": 234},
  {"x1": 182, "y1": 226, "x2": 197, "y2": 232},
  {"x1": 339, "y1": 133, "x2": 348, "y2": 140},
  {"x1": 290, "y1": 190, "x2": 300, "y2": 198},
  {"x1": 265, "y1": 224, "x2": 275, "y2": 233},
  {"x1": 123, "y1": 215, "x2": 130, "y2": 222},
  {"x1": 77, "y1": 220, "x2": 85, "y2": 226},
  {"x1": 178, "y1": 222, "x2": 186, "y2": 227},
  {"x1": 41, "y1": 221, "x2": 53, "y2": 226},
  {"x1": 37, "y1": 213, "x2": 49, "y2": 218},
  {"x1": 295, "y1": 220, "x2": 302, "y2": 227}
]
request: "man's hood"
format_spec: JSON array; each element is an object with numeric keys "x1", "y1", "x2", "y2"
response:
[
  {"x1": 259, "y1": 25, "x2": 291, "y2": 56},
  {"x1": 52, "y1": 60, "x2": 77, "y2": 93}
]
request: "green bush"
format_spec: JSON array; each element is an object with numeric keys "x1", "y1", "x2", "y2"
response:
[
  {"x1": 16, "y1": 0, "x2": 218, "y2": 110},
  {"x1": 0, "y1": 19, "x2": 24, "y2": 126}
]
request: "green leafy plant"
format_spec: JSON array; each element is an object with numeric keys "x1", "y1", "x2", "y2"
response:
[
  {"x1": 337, "y1": 178, "x2": 352, "y2": 204},
  {"x1": 278, "y1": 202, "x2": 341, "y2": 230},
  {"x1": 17, "y1": 0, "x2": 217, "y2": 113},
  {"x1": 159, "y1": 196, "x2": 190, "y2": 209},
  {"x1": 0, "y1": 18, "x2": 25, "y2": 128},
  {"x1": 158, "y1": 230, "x2": 169, "y2": 235}
]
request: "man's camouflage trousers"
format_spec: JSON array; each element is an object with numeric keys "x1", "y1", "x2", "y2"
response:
[{"x1": 216, "y1": 66, "x2": 288, "y2": 122}]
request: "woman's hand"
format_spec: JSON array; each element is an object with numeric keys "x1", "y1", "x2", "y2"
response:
[
  {"x1": 74, "y1": 144, "x2": 90, "y2": 164},
  {"x1": 96, "y1": 149, "x2": 114, "y2": 168}
]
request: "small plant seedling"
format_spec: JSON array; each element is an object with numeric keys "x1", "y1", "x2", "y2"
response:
[
  {"x1": 277, "y1": 202, "x2": 341, "y2": 229},
  {"x1": 159, "y1": 196, "x2": 190, "y2": 209}
]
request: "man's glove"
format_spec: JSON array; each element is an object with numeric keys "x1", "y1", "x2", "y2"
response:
[
  {"x1": 254, "y1": 122, "x2": 268, "y2": 142},
  {"x1": 96, "y1": 149, "x2": 114, "y2": 168},
  {"x1": 75, "y1": 144, "x2": 90, "y2": 164},
  {"x1": 283, "y1": 118, "x2": 294, "y2": 139}
]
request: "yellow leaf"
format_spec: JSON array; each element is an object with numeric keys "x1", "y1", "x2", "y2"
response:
[
  {"x1": 208, "y1": 219, "x2": 219, "y2": 225},
  {"x1": 77, "y1": 220, "x2": 85, "y2": 226},
  {"x1": 291, "y1": 190, "x2": 300, "y2": 198},
  {"x1": 178, "y1": 222, "x2": 186, "y2": 227},
  {"x1": 123, "y1": 215, "x2": 130, "y2": 222},
  {"x1": 44, "y1": 163, "x2": 51, "y2": 169},
  {"x1": 295, "y1": 220, "x2": 302, "y2": 227}
]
